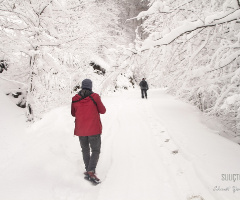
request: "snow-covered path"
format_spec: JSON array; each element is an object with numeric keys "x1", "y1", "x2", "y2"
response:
[
  {"x1": 1, "y1": 89, "x2": 240, "y2": 200},
  {"x1": 97, "y1": 92, "x2": 178, "y2": 200}
]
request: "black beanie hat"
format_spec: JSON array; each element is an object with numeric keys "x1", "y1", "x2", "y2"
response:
[{"x1": 81, "y1": 79, "x2": 92, "y2": 90}]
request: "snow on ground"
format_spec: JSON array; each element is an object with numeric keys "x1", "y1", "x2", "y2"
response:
[
  {"x1": 0, "y1": 88, "x2": 240, "y2": 200},
  {"x1": 0, "y1": 91, "x2": 28, "y2": 172}
]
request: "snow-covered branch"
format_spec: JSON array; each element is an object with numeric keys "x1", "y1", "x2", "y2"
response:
[
  {"x1": 141, "y1": 9, "x2": 240, "y2": 51},
  {"x1": 0, "y1": 76, "x2": 28, "y2": 86},
  {"x1": 39, "y1": 0, "x2": 53, "y2": 15}
]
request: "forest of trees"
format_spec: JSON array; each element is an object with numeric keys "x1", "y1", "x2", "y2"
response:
[
  {"x1": 0, "y1": 0, "x2": 146, "y2": 120},
  {"x1": 128, "y1": 0, "x2": 240, "y2": 141},
  {"x1": 0, "y1": 0, "x2": 239, "y2": 141}
]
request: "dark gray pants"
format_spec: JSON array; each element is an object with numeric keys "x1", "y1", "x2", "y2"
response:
[
  {"x1": 141, "y1": 89, "x2": 147, "y2": 98},
  {"x1": 79, "y1": 134, "x2": 101, "y2": 172}
]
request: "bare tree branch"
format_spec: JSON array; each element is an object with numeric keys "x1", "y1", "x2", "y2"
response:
[{"x1": 39, "y1": 0, "x2": 53, "y2": 16}]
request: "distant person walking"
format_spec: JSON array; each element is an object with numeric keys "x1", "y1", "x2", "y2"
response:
[
  {"x1": 71, "y1": 79, "x2": 106, "y2": 184},
  {"x1": 139, "y1": 78, "x2": 149, "y2": 99}
]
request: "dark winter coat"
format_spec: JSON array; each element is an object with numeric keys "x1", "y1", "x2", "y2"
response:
[
  {"x1": 71, "y1": 89, "x2": 106, "y2": 136},
  {"x1": 139, "y1": 80, "x2": 149, "y2": 90}
]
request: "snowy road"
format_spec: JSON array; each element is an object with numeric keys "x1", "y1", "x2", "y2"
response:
[{"x1": 1, "y1": 89, "x2": 240, "y2": 200}]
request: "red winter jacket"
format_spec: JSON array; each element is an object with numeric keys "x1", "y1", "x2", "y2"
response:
[{"x1": 71, "y1": 92, "x2": 106, "y2": 136}]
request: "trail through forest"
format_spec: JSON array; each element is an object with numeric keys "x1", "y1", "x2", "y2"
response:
[{"x1": 0, "y1": 89, "x2": 240, "y2": 200}]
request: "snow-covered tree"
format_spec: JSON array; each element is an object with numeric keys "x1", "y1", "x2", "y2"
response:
[
  {"x1": 130, "y1": 0, "x2": 240, "y2": 139},
  {"x1": 0, "y1": 0, "x2": 131, "y2": 120}
]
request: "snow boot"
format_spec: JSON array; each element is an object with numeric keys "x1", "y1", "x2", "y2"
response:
[{"x1": 86, "y1": 171, "x2": 101, "y2": 184}]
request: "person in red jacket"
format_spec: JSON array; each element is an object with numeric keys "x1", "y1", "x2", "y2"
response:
[{"x1": 71, "y1": 79, "x2": 106, "y2": 183}]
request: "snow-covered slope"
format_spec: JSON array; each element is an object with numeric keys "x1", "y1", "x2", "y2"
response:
[
  {"x1": 0, "y1": 90, "x2": 28, "y2": 172},
  {"x1": 0, "y1": 89, "x2": 239, "y2": 200}
]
